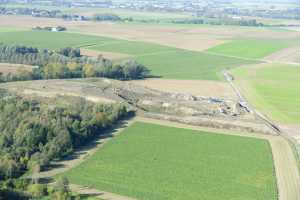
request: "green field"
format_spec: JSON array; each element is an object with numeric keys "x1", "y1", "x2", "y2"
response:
[
  {"x1": 89, "y1": 40, "x2": 173, "y2": 55},
  {"x1": 91, "y1": 42, "x2": 254, "y2": 80},
  {"x1": 62, "y1": 122, "x2": 277, "y2": 200},
  {"x1": 135, "y1": 50, "x2": 254, "y2": 80},
  {"x1": 0, "y1": 31, "x2": 118, "y2": 50},
  {"x1": 0, "y1": 26, "x2": 25, "y2": 32},
  {"x1": 207, "y1": 39, "x2": 296, "y2": 59},
  {"x1": 232, "y1": 63, "x2": 300, "y2": 123},
  {"x1": 0, "y1": 30, "x2": 254, "y2": 80}
]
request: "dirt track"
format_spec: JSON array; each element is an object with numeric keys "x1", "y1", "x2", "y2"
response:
[{"x1": 270, "y1": 136, "x2": 300, "y2": 200}]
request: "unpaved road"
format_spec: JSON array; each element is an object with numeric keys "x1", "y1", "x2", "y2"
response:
[
  {"x1": 224, "y1": 70, "x2": 281, "y2": 133},
  {"x1": 223, "y1": 71, "x2": 300, "y2": 200},
  {"x1": 270, "y1": 137, "x2": 300, "y2": 200}
]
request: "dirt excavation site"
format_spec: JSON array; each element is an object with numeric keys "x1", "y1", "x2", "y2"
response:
[
  {"x1": 1, "y1": 78, "x2": 300, "y2": 200},
  {"x1": 0, "y1": 78, "x2": 277, "y2": 135}
]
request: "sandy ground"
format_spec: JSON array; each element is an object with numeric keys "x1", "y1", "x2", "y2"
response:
[
  {"x1": 264, "y1": 46, "x2": 300, "y2": 64},
  {"x1": 81, "y1": 48, "x2": 131, "y2": 60},
  {"x1": 0, "y1": 63, "x2": 35, "y2": 75},
  {"x1": 2, "y1": 16, "x2": 300, "y2": 52},
  {"x1": 129, "y1": 79, "x2": 238, "y2": 100},
  {"x1": 0, "y1": 79, "x2": 116, "y2": 103}
]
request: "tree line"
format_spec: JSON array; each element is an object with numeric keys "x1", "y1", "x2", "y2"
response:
[
  {"x1": 0, "y1": 44, "x2": 150, "y2": 82},
  {"x1": 172, "y1": 18, "x2": 264, "y2": 27},
  {"x1": 0, "y1": 88, "x2": 131, "y2": 200},
  {"x1": 0, "y1": 89, "x2": 130, "y2": 180}
]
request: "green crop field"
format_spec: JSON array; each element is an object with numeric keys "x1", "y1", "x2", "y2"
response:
[
  {"x1": 0, "y1": 26, "x2": 25, "y2": 32},
  {"x1": 207, "y1": 39, "x2": 296, "y2": 59},
  {"x1": 232, "y1": 63, "x2": 300, "y2": 123},
  {"x1": 62, "y1": 122, "x2": 277, "y2": 200},
  {"x1": 91, "y1": 42, "x2": 254, "y2": 80},
  {"x1": 90, "y1": 40, "x2": 173, "y2": 55},
  {"x1": 0, "y1": 31, "x2": 118, "y2": 50},
  {"x1": 135, "y1": 50, "x2": 254, "y2": 80},
  {"x1": 0, "y1": 30, "x2": 254, "y2": 80}
]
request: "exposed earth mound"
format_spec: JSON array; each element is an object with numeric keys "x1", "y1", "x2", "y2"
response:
[{"x1": 0, "y1": 78, "x2": 276, "y2": 134}]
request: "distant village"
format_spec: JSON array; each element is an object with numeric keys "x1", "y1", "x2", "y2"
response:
[{"x1": 0, "y1": 0, "x2": 300, "y2": 21}]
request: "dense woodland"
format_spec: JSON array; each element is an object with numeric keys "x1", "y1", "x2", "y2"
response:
[
  {"x1": 0, "y1": 89, "x2": 130, "y2": 199},
  {"x1": 0, "y1": 44, "x2": 150, "y2": 82},
  {"x1": 0, "y1": 43, "x2": 144, "y2": 199}
]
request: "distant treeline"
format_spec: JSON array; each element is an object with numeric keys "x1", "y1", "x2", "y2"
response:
[
  {"x1": 0, "y1": 7, "x2": 126, "y2": 22},
  {"x1": 92, "y1": 13, "x2": 122, "y2": 21},
  {"x1": 0, "y1": 44, "x2": 150, "y2": 82},
  {"x1": 172, "y1": 18, "x2": 264, "y2": 27},
  {"x1": 0, "y1": 89, "x2": 130, "y2": 180}
]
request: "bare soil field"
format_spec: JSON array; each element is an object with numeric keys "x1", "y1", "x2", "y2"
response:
[
  {"x1": 81, "y1": 48, "x2": 131, "y2": 60},
  {"x1": 129, "y1": 78, "x2": 237, "y2": 100},
  {"x1": 0, "y1": 63, "x2": 35, "y2": 75},
  {"x1": 264, "y1": 46, "x2": 300, "y2": 64},
  {"x1": 1, "y1": 16, "x2": 300, "y2": 52}
]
